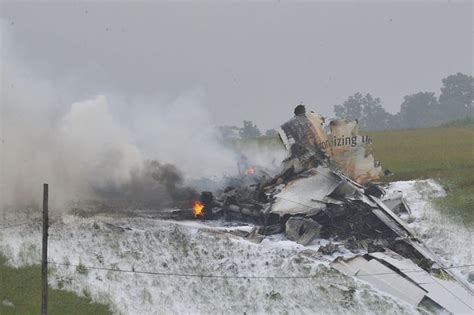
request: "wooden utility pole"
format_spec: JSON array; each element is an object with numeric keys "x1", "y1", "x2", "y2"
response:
[{"x1": 41, "y1": 183, "x2": 48, "y2": 315}]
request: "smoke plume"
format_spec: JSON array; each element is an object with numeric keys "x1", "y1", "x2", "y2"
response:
[
  {"x1": 0, "y1": 26, "x2": 237, "y2": 211},
  {"x1": 0, "y1": 22, "x2": 289, "y2": 212},
  {"x1": 0, "y1": 89, "x2": 204, "y2": 210}
]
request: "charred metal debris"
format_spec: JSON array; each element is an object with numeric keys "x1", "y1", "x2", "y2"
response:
[{"x1": 192, "y1": 110, "x2": 473, "y2": 313}]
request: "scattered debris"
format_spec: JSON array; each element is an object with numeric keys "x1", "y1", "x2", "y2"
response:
[
  {"x1": 285, "y1": 217, "x2": 321, "y2": 246},
  {"x1": 244, "y1": 227, "x2": 265, "y2": 244},
  {"x1": 382, "y1": 190, "x2": 412, "y2": 215},
  {"x1": 331, "y1": 249, "x2": 473, "y2": 314},
  {"x1": 189, "y1": 107, "x2": 473, "y2": 313}
]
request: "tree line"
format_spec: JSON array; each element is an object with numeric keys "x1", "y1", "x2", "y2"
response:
[
  {"x1": 218, "y1": 72, "x2": 473, "y2": 140},
  {"x1": 334, "y1": 72, "x2": 473, "y2": 131},
  {"x1": 217, "y1": 121, "x2": 278, "y2": 141}
]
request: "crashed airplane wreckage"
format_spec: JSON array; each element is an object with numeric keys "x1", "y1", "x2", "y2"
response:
[{"x1": 191, "y1": 108, "x2": 473, "y2": 314}]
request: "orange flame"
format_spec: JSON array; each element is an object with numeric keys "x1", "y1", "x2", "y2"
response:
[
  {"x1": 245, "y1": 166, "x2": 256, "y2": 176},
  {"x1": 193, "y1": 200, "x2": 205, "y2": 218}
]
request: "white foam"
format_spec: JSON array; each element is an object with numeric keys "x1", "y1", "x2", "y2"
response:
[
  {"x1": 3, "y1": 178, "x2": 465, "y2": 314},
  {"x1": 385, "y1": 179, "x2": 473, "y2": 289},
  {"x1": 1, "y1": 213, "x2": 415, "y2": 314}
]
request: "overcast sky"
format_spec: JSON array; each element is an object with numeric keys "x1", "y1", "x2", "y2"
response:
[{"x1": 1, "y1": 1, "x2": 472, "y2": 129}]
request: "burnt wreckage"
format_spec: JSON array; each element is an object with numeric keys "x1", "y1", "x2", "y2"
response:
[{"x1": 194, "y1": 110, "x2": 473, "y2": 314}]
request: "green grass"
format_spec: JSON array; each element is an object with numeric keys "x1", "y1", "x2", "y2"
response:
[
  {"x1": 0, "y1": 255, "x2": 112, "y2": 315},
  {"x1": 368, "y1": 125, "x2": 474, "y2": 224}
]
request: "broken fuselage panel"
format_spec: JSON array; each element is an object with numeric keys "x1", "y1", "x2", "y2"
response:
[{"x1": 278, "y1": 114, "x2": 382, "y2": 184}]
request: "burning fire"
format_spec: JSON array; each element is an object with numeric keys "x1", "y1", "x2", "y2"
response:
[
  {"x1": 245, "y1": 166, "x2": 256, "y2": 176},
  {"x1": 193, "y1": 200, "x2": 205, "y2": 218}
]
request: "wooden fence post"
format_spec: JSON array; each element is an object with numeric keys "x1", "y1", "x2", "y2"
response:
[{"x1": 41, "y1": 183, "x2": 48, "y2": 315}]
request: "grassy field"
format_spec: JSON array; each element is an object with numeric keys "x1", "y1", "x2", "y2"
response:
[
  {"x1": 368, "y1": 125, "x2": 474, "y2": 225},
  {"x1": 0, "y1": 254, "x2": 112, "y2": 315}
]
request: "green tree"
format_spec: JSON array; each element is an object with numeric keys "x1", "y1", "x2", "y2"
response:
[
  {"x1": 334, "y1": 92, "x2": 363, "y2": 120},
  {"x1": 239, "y1": 120, "x2": 261, "y2": 139},
  {"x1": 399, "y1": 92, "x2": 439, "y2": 129},
  {"x1": 439, "y1": 72, "x2": 473, "y2": 121},
  {"x1": 360, "y1": 94, "x2": 393, "y2": 131},
  {"x1": 334, "y1": 93, "x2": 393, "y2": 131}
]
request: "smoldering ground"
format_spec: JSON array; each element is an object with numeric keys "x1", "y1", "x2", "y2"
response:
[{"x1": 93, "y1": 160, "x2": 198, "y2": 209}]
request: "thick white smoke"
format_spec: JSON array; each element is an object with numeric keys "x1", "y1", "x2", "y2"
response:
[
  {"x1": 1, "y1": 81, "x2": 242, "y2": 210},
  {"x1": 0, "y1": 28, "x2": 239, "y2": 211},
  {"x1": 127, "y1": 91, "x2": 238, "y2": 180},
  {"x1": 56, "y1": 96, "x2": 144, "y2": 193},
  {"x1": 1, "y1": 91, "x2": 140, "y2": 208},
  {"x1": 1, "y1": 90, "x2": 238, "y2": 210},
  {"x1": 0, "y1": 22, "x2": 289, "y2": 211}
]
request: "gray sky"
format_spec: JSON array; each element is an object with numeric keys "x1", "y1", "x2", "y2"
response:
[{"x1": 1, "y1": 1, "x2": 472, "y2": 130}]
